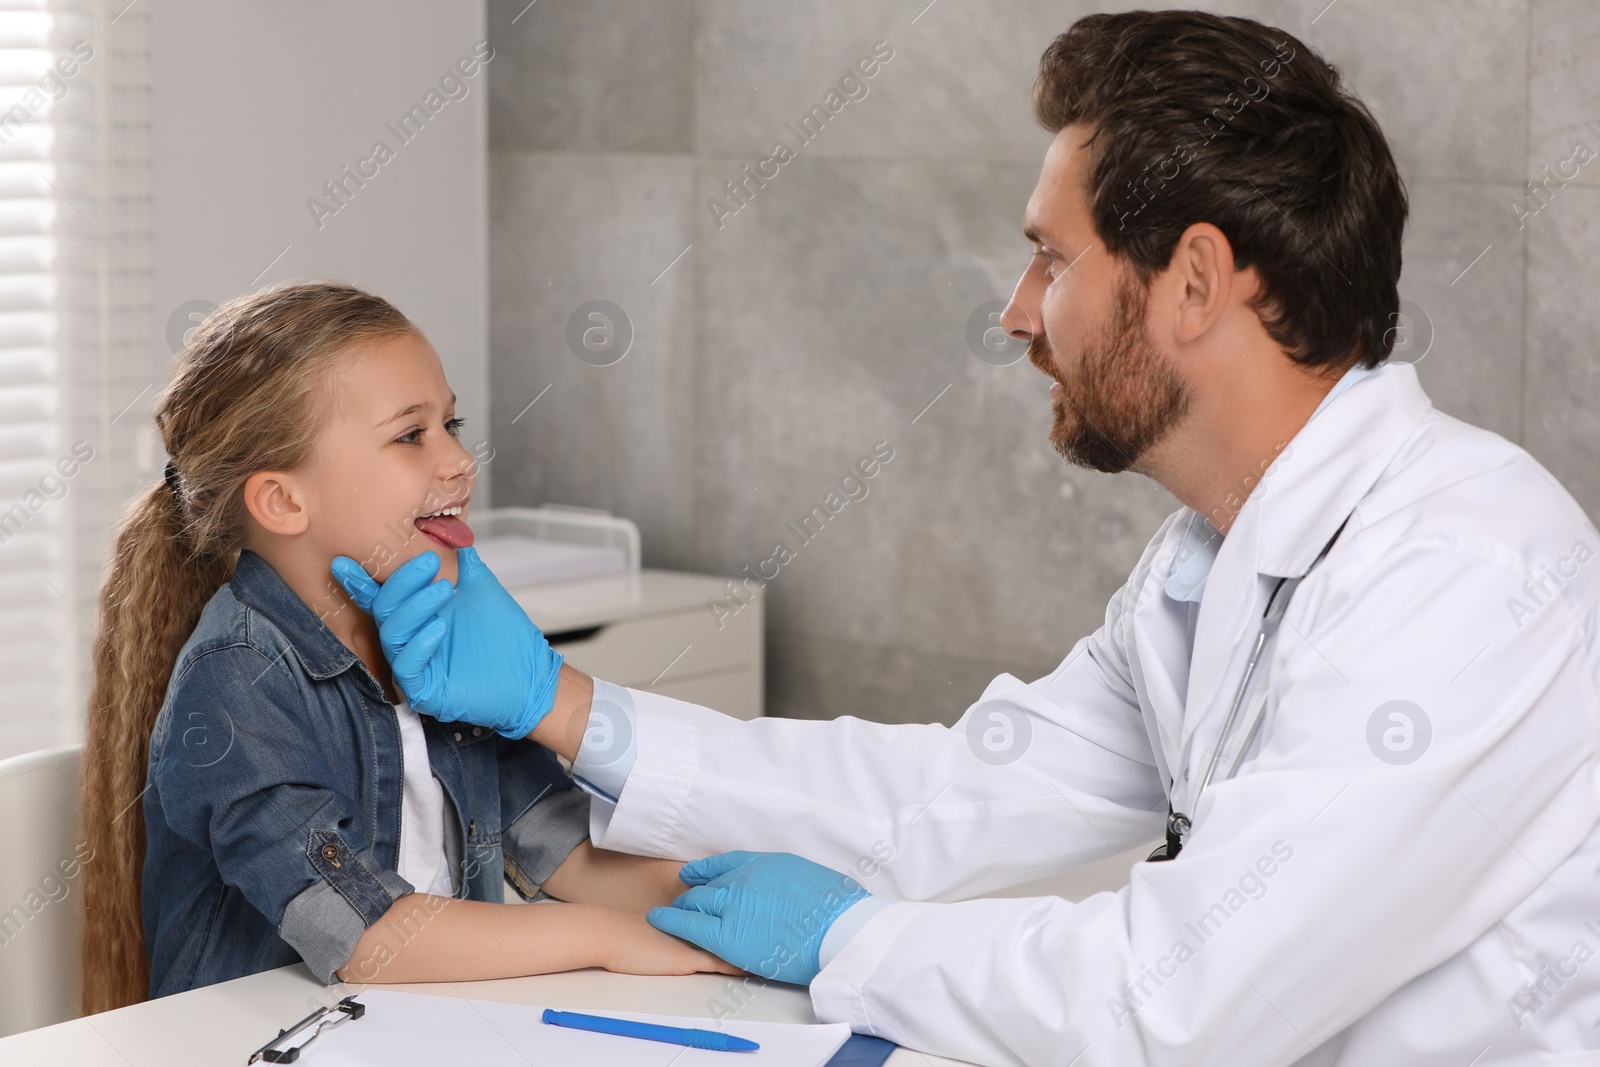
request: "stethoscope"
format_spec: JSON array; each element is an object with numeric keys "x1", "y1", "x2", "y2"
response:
[{"x1": 1148, "y1": 511, "x2": 1353, "y2": 862}]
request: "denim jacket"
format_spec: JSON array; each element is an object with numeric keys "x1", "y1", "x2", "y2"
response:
[{"x1": 141, "y1": 548, "x2": 590, "y2": 998}]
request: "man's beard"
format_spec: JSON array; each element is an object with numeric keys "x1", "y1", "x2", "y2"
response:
[{"x1": 1029, "y1": 269, "x2": 1191, "y2": 474}]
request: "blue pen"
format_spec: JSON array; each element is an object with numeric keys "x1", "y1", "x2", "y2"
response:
[{"x1": 541, "y1": 1009, "x2": 760, "y2": 1052}]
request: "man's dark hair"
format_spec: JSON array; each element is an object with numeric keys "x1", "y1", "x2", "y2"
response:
[{"x1": 1035, "y1": 10, "x2": 1407, "y2": 371}]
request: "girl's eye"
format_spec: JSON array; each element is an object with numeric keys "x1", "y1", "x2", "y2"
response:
[{"x1": 396, "y1": 417, "x2": 466, "y2": 445}]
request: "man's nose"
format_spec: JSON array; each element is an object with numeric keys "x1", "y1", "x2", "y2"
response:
[
  {"x1": 999, "y1": 267, "x2": 1041, "y2": 343},
  {"x1": 1000, "y1": 300, "x2": 1039, "y2": 343}
]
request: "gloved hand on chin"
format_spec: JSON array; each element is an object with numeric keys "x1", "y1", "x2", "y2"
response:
[{"x1": 330, "y1": 546, "x2": 563, "y2": 739}]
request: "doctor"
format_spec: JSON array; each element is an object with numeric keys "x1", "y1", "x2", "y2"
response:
[{"x1": 333, "y1": 10, "x2": 1600, "y2": 1067}]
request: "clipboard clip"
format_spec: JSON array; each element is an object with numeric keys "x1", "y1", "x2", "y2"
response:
[{"x1": 247, "y1": 995, "x2": 366, "y2": 1064}]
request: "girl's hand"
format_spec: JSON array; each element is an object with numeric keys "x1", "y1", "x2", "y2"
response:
[{"x1": 603, "y1": 912, "x2": 745, "y2": 977}]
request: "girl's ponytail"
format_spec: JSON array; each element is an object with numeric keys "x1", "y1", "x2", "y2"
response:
[
  {"x1": 79, "y1": 472, "x2": 234, "y2": 1013},
  {"x1": 77, "y1": 279, "x2": 416, "y2": 1013}
]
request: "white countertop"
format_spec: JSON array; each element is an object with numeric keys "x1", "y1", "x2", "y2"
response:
[
  {"x1": 0, "y1": 963, "x2": 974, "y2": 1065},
  {"x1": 512, "y1": 568, "x2": 739, "y2": 635}
]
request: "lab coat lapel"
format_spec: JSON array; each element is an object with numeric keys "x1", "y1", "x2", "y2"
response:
[
  {"x1": 1127, "y1": 517, "x2": 1196, "y2": 786},
  {"x1": 1178, "y1": 513, "x2": 1264, "y2": 770},
  {"x1": 1175, "y1": 362, "x2": 1435, "y2": 787}
]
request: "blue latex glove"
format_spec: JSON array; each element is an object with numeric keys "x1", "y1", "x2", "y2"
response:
[
  {"x1": 646, "y1": 851, "x2": 870, "y2": 986},
  {"x1": 329, "y1": 547, "x2": 564, "y2": 739}
]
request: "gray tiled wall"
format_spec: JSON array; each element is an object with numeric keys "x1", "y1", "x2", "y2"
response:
[{"x1": 486, "y1": 0, "x2": 1597, "y2": 725}]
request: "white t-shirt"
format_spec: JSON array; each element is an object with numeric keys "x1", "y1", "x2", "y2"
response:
[{"x1": 392, "y1": 698, "x2": 455, "y2": 897}]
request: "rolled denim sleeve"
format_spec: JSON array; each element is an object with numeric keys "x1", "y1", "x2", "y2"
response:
[
  {"x1": 152, "y1": 646, "x2": 410, "y2": 984},
  {"x1": 498, "y1": 737, "x2": 591, "y2": 901},
  {"x1": 280, "y1": 845, "x2": 412, "y2": 982}
]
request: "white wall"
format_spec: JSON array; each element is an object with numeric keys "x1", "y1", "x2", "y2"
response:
[{"x1": 149, "y1": 0, "x2": 491, "y2": 500}]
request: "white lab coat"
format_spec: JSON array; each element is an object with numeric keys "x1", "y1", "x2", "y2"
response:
[{"x1": 588, "y1": 362, "x2": 1600, "y2": 1067}]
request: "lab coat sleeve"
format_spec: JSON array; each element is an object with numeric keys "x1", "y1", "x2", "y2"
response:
[
  {"x1": 807, "y1": 534, "x2": 1600, "y2": 1066},
  {"x1": 587, "y1": 563, "x2": 1169, "y2": 902}
]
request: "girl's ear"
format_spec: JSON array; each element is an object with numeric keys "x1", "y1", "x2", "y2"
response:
[{"x1": 242, "y1": 469, "x2": 310, "y2": 536}]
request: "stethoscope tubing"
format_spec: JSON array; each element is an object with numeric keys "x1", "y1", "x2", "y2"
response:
[{"x1": 1160, "y1": 511, "x2": 1354, "y2": 860}]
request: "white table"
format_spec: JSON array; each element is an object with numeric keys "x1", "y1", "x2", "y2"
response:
[{"x1": 0, "y1": 963, "x2": 975, "y2": 1065}]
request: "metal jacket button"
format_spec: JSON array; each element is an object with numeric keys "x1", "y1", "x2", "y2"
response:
[{"x1": 321, "y1": 843, "x2": 341, "y2": 868}]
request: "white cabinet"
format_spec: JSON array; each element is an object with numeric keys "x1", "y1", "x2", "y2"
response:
[{"x1": 510, "y1": 570, "x2": 763, "y2": 719}]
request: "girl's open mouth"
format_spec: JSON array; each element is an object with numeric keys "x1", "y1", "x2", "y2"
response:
[{"x1": 414, "y1": 505, "x2": 474, "y2": 550}]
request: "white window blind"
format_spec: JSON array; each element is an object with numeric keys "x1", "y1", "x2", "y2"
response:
[{"x1": 0, "y1": 0, "x2": 150, "y2": 760}]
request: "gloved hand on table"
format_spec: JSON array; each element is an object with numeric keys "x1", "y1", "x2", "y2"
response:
[
  {"x1": 646, "y1": 851, "x2": 870, "y2": 986},
  {"x1": 330, "y1": 546, "x2": 564, "y2": 738}
]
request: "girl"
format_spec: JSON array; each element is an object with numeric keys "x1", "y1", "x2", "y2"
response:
[{"x1": 78, "y1": 280, "x2": 733, "y2": 1014}]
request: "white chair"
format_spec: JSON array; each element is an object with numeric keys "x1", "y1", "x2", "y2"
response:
[{"x1": 0, "y1": 744, "x2": 85, "y2": 1037}]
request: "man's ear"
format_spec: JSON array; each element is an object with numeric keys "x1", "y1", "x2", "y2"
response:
[
  {"x1": 242, "y1": 470, "x2": 310, "y2": 536},
  {"x1": 1166, "y1": 221, "x2": 1238, "y2": 346}
]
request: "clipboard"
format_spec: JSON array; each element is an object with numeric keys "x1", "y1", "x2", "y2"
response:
[{"x1": 248, "y1": 996, "x2": 366, "y2": 1062}]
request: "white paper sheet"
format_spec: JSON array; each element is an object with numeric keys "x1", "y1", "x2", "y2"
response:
[{"x1": 291, "y1": 988, "x2": 851, "y2": 1067}]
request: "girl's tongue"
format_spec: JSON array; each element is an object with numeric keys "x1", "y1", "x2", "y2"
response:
[{"x1": 414, "y1": 513, "x2": 475, "y2": 549}]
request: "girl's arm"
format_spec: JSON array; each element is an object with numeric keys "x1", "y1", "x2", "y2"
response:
[
  {"x1": 335, "y1": 895, "x2": 738, "y2": 985},
  {"x1": 540, "y1": 840, "x2": 689, "y2": 912}
]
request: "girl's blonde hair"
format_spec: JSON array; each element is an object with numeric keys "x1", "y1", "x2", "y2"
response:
[{"x1": 79, "y1": 279, "x2": 417, "y2": 1013}]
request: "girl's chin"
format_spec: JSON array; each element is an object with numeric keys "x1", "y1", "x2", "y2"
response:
[
  {"x1": 417, "y1": 543, "x2": 460, "y2": 581},
  {"x1": 365, "y1": 539, "x2": 458, "y2": 584}
]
